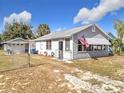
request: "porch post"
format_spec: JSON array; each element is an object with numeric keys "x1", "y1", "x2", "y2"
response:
[{"x1": 72, "y1": 36, "x2": 74, "y2": 60}]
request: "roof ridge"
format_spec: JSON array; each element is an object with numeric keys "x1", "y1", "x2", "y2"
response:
[
  {"x1": 35, "y1": 24, "x2": 94, "y2": 41},
  {"x1": 52, "y1": 24, "x2": 94, "y2": 33}
]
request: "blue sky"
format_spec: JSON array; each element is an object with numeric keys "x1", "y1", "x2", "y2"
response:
[{"x1": 0, "y1": 0, "x2": 124, "y2": 35}]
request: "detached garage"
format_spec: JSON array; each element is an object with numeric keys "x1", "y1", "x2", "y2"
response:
[{"x1": 4, "y1": 38, "x2": 29, "y2": 54}]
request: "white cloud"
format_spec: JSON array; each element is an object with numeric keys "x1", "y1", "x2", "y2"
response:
[
  {"x1": 82, "y1": 21, "x2": 90, "y2": 25},
  {"x1": 55, "y1": 27, "x2": 66, "y2": 32},
  {"x1": 3, "y1": 11, "x2": 32, "y2": 25},
  {"x1": 74, "y1": 0, "x2": 124, "y2": 24},
  {"x1": 55, "y1": 27, "x2": 62, "y2": 32}
]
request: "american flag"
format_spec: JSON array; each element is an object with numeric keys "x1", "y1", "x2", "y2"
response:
[{"x1": 79, "y1": 36, "x2": 89, "y2": 48}]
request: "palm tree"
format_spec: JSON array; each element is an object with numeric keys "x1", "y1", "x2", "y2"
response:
[
  {"x1": 113, "y1": 20, "x2": 124, "y2": 54},
  {"x1": 37, "y1": 24, "x2": 50, "y2": 37},
  {"x1": 114, "y1": 20, "x2": 124, "y2": 41}
]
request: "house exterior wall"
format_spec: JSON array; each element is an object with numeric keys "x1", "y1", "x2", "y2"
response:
[
  {"x1": 36, "y1": 42, "x2": 42, "y2": 53},
  {"x1": 36, "y1": 40, "x2": 59, "y2": 57},
  {"x1": 36, "y1": 38, "x2": 73, "y2": 60},
  {"x1": 72, "y1": 26, "x2": 109, "y2": 59}
]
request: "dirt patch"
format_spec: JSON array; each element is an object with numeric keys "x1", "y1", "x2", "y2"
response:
[{"x1": 0, "y1": 60, "x2": 79, "y2": 93}]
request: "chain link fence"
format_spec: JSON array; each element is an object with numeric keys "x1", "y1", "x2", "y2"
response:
[
  {"x1": 0, "y1": 50, "x2": 28, "y2": 71},
  {"x1": 0, "y1": 50, "x2": 48, "y2": 72}
]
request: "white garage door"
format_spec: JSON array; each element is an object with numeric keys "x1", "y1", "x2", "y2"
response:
[{"x1": 11, "y1": 44, "x2": 25, "y2": 54}]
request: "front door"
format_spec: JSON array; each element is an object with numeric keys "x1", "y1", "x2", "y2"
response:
[{"x1": 59, "y1": 41, "x2": 63, "y2": 59}]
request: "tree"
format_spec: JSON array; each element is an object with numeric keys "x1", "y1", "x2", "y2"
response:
[
  {"x1": 112, "y1": 39, "x2": 123, "y2": 55},
  {"x1": 3, "y1": 22, "x2": 34, "y2": 40},
  {"x1": 114, "y1": 20, "x2": 124, "y2": 41},
  {"x1": 113, "y1": 19, "x2": 124, "y2": 55},
  {"x1": 0, "y1": 34, "x2": 3, "y2": 42},
  {"x1": 37, "y1": 24, "x2": 50, "y2": 37}
]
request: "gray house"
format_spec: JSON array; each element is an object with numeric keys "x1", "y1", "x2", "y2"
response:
[
  {"x1": 4, "y1": 38, "x2": 35, "y2": 54},
  {"x1": 35, "y1": 24, "x2": 111, "y2": 60}
]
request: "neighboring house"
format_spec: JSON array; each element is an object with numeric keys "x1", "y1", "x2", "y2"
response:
[
  {"x1": 35, "y1": 24, "x2": 111, "y2": 60},
  {"x1": 107, "y1": 32, "x2": 116, "y2": 42},
  {"x1": 4, "y1": 38, "x2": 35, "y2": 54},
  {"x1": 107, "y1": 32, "x2": 116, "y2": 40}
]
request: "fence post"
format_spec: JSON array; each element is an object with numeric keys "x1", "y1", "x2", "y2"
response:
[
  {"x1": 28, "y1": 53, "x2": 31, "y2": 67},
  {"x1": 28, "y1": 40, "x2": 31, "y2": 67}
]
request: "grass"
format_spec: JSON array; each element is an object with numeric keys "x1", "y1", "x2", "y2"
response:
[
  {"x1": 0, "y1": 50, "x2": 124, "y2": 93},
  {"x1": 0, "y1": 51, "x2": 79, "y2": 93},
  {"x1": 0, "y1": 50, "x2": 13, "y2": 70},
  {"x1": 69, "y1": 56, "x2": 124, "y2": 81},
  {"x1": 0, "y1": 50, "x2": 55, "y2": 71},
  {"x1": 1, "y1": 49, "x2": 124, "y2": 82}
]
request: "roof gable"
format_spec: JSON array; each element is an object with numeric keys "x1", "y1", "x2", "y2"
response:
[{"x1": 5, "y1": 38, "x2": 28, "y2": 44}]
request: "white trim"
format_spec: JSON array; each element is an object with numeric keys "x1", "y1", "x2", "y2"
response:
[{"x1": 71, "y1": 36, "x2": 74, "y2": 60}]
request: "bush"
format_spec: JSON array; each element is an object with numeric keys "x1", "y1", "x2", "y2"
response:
[{"x1": 112, "y1": 39, "x2": 123, "y2": 55}]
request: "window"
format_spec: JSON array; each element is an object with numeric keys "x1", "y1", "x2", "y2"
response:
[
  {"x1": 46, "y1": 40, "x2": 51, "y2": 50},
  {"x1": 78, "y1": 40, "x2": 105, "y2": 52},
  {"x1": 97, "y1": 45, "x2": 102, "y2": 50},
  {"x1": 78, "y1": 40, "x2": 86, "y2": 51},
  {"x1": 93, "y1": 45, "x2": 97, "y2": 51},
  {"x1": 102, "y1": 45, "x2": 106, "y2": 50},
  {"x1": 78, "y1": 44, "x2": 82, "y2": 51},
  {"x1": 65, "y1": 38, "x2": 70, "y2": 51},
  {"x1": 92, "y1": 45, "x2": 105, "y2": 51}
]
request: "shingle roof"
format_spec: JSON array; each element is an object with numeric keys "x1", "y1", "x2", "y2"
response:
[
  {"x1": 35, "y1": 24, "x2": 93, "y2": 41},
  {"x1": 35, "y1": 24, "x2": 111, "y2": 41},
  {"x1": 5, "y1": 38, "x2": 28, "y2": 44}
]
